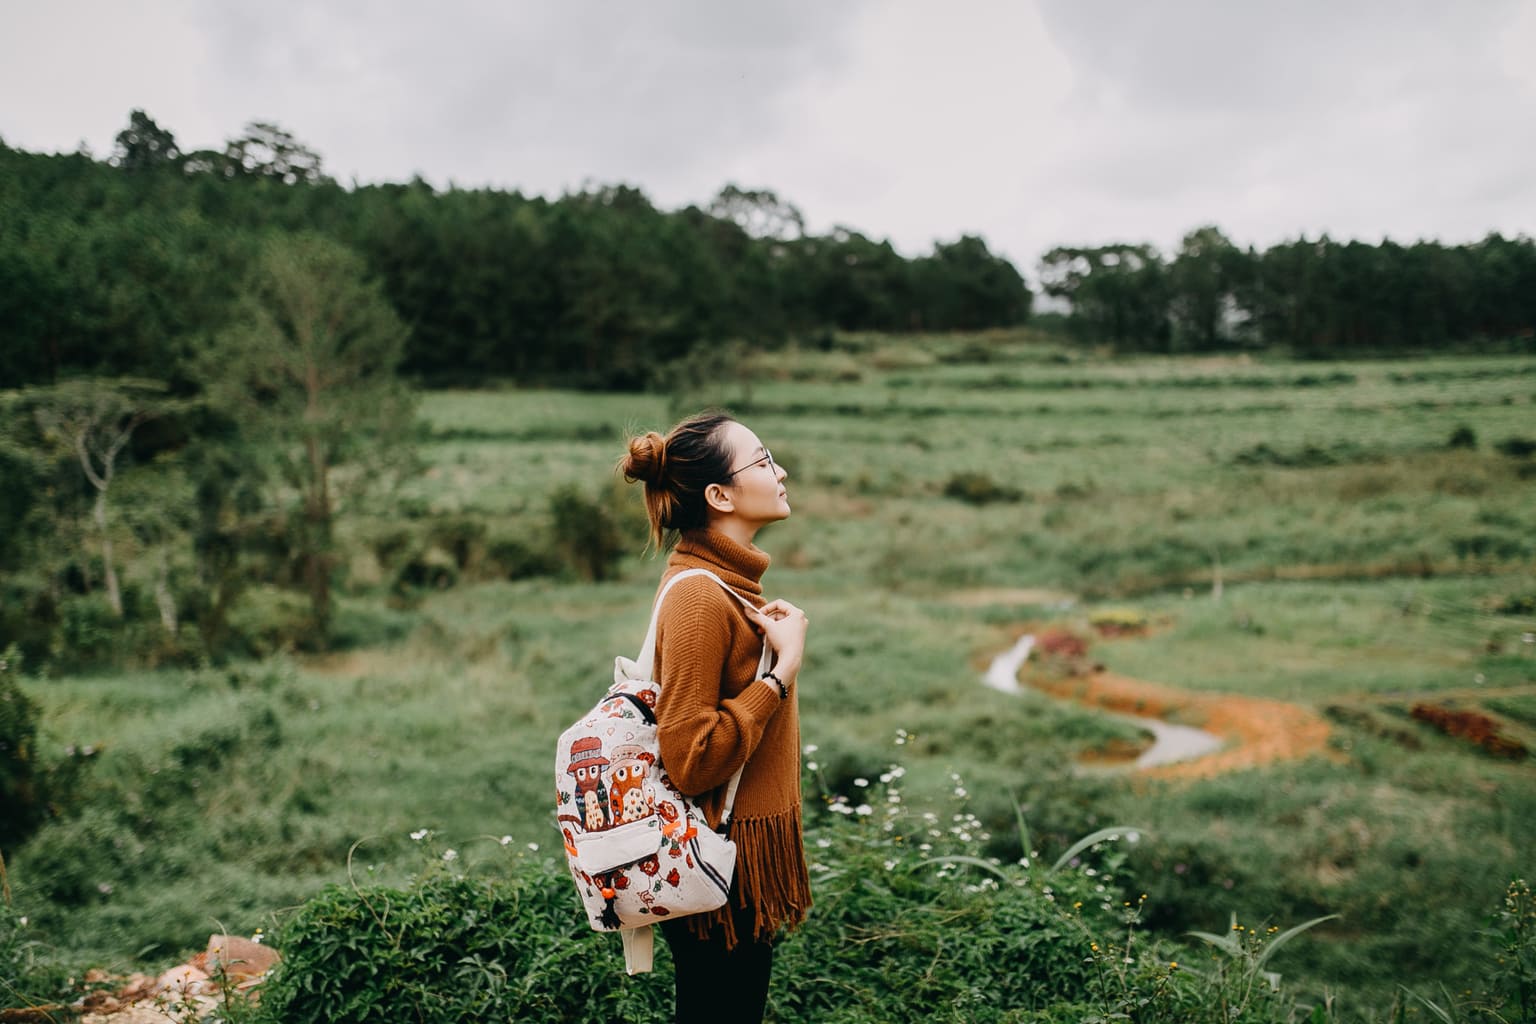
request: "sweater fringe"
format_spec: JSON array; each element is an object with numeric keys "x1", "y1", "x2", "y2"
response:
[{"x1": 686, "y1": 807, "x2": 812, "y2": 948}]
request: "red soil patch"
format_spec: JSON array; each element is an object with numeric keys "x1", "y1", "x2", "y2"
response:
[
  {"x1": 1410, "y1": 703, "x2": 1529, "y2": 760},
  {"x1": 1026, "y1": 669, "x2": 1337, "y2": 780}
]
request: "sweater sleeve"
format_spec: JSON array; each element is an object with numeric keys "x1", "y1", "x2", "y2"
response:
[{"x1": 654, "y1": 575, "x2": 781, "y2": 797}]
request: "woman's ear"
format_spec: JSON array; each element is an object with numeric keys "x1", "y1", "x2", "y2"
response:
[{"x1": 704, "y1": 481, "x2": 734, "y2": 514}]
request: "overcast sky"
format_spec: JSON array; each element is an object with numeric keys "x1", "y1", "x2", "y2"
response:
[{"x1": 5, "y1": 0, "x2": 1535, "y2": 277}]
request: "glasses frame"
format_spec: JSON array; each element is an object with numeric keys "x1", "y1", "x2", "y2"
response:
[{"x1": 724, "y1": 448, "x2": 776, "y2": 480}]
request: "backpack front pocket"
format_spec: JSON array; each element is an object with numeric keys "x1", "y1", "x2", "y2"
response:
[{"x1": 573, "y1": 816, "x2": 662, "y2": 874}]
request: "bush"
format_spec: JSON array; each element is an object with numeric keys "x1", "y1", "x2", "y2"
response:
[
  {"x1": 483, "y1": 532, "x2": 564, "y2": 581},
  {"x1": 252, "y1": 836, "x2": 671, "y2": 1024},
  {"x1": 0, "y1": 646, "x2": 97, "y2": 856},
  {"x1": 1448, "y1": 424, "x2": 1478, "y2": 449},
  {"x1": 225, "y1": 587, "x2": 315, "y2": 657},
  {"x1": 249, "y1": 776, "x2": 1360, "y2": 1024},
  {"x1": 0, "y1": 645, "x2": 42, "y2": 849},
  {"x1": 547, "y1": 485, "x2": 627, "y2": 582},
  {"x1": 942, "y1": 471, "x2": 1024, "y2": 505},
  {"x1": 1496, "y1": 435, "x2": 1536, "y2": 458}
]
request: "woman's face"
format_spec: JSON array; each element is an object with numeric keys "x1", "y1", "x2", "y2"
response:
[{"x1": 719, "y1": 420, "x2": 790, "y2": 525}]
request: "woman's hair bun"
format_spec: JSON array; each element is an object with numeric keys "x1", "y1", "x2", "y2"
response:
[{"x1": 623, "y1": 431, "x2": 668, "y2": 484}]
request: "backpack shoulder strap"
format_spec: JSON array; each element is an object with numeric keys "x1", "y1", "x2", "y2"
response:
[
  {"x1": 635, "y1": 568, "x2": 761, "y2": 676},
  {"x1": 635, "y1": 567, "x2": 770, "y2": 828}
]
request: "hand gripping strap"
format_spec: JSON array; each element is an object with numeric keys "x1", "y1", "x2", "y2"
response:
[{"x1": 635, "y1": 568, "x2": 772, "y2": 827}]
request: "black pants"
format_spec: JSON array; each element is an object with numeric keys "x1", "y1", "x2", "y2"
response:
[{"x1": 659, "y1": 899, "x2": 774, "y2": 1024}]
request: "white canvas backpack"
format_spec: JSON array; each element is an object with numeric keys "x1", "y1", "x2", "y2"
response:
[{"x1": 554, "y1": 568, "x2": 769, "y2": 974}]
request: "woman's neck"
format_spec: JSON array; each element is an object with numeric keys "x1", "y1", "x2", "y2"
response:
[{"x1": 708, "y1": 517, "x2": 759, "y2": 550}]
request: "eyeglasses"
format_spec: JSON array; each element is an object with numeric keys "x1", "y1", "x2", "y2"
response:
[{"x1": 725, "y1": 448, "x2": 776, "y2": 479}]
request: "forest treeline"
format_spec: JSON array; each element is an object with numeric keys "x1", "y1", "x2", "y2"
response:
[
  {"x1": 5, "y1": 110, "x2": 1535, "y2": 397},
  {"x1": 0, "y1": 111, "x2": 1031, "y2": 392},
  {"x1": 1041, "y1": 228, "x2": 1536, "y2": 354}
]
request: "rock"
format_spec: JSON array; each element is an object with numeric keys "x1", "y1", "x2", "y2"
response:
[
  {"x1": 77, "y1": 991, "x2": 122, "y2": 1013},
  {"x1": 152, "y1": 964, "x2": 208, "y2": 997},
  {"x1": 205, "y1": 934, "x2": 280, "y2": 979},
  {"x1": 115, "y1": 973, "x2": 156, "y2": 1002}
]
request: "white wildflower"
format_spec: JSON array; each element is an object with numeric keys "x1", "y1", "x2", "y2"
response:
[
  {"x1": 442, "y1": 849, "x2": 458, "y2": 863},
  {"x1": 410, "y1": 829, "x2": 430, "y2": 841},
  {"x1": 499, "y1": 835, "x2": 513, "y2": 846}
]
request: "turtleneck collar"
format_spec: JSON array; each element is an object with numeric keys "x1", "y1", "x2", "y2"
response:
[{"x1": 668, "y1": 529, "x2": 770, "y2": 595}]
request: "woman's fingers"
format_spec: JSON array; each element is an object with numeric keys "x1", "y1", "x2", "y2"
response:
[{"x1": 758, "y1": 599, "x2": 809, "y2": 624}]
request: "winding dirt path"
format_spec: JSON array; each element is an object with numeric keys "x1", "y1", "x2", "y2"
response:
[{"x1": 1026, "y1": 669, "x2": 1337, "y2": 779}]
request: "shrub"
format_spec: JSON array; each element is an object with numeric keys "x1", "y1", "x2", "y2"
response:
[
  {"x1": 426, "y1": 517, "x2": 487, "y2": 573},
  {"x1": 1089, "y1": 607, "x2": 1150, "y2": 637},
  {"x1": 1448, "y1": 424, "x2": 1478, "y2": 449},
  {"x1": 248, "y1": 770, "x2": 1366, "y2": 1023},
  {"x1": 483, "y1": 533, "x2": 564, "y2": 581},
  {"x1": 251, "y1": 855, "x2": 664, "y2": 1024},
  {"x1": 225, "y1": 587, "x2": 314, "y2": 657},
  {"x1": 0, "y1": 645, "x2": 42, "y2": 850},
  {"x1": 547, "y1": 485, "x2": 626, "y2": 582},
  {"x1": 1496, "y1": 436, "x2": 1536, "y2": 458},
  {"x1": 1480, "y1": 878, "x2": 1536, "y2": 1023},
  {"x1": 1034, "y1": 627, "x2": 1093, "y2": 677},
  {"x1": 1491, "y1": 592, "x2": 1536, "y2": 616},
  {"x1": 1231, "y1": 441, "x2": 1376, "y2": 468},
  {"x1": 942, "y1": 471, "x2": 1024, "y2": 505}
]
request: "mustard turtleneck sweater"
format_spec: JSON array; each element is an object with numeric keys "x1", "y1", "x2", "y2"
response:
[{"x1": 653, "y1": 529, "x2": 811, "y2": 946}]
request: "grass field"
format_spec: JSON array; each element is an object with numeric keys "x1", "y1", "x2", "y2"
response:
[{"x1": 7, "y1": 331, "x2": 1535, "y2": 1012}]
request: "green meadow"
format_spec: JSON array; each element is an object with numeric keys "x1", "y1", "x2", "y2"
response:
[{"x1": 7, "y1": 331, "x2": 1536, "y2": 1018}]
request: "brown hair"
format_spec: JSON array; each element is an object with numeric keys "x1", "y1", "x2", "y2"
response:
[{"x1": 620, "y1": 411, "x2": 736, "y2": 549}]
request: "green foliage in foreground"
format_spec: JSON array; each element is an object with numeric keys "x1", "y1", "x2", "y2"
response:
[
  {"x1": 242, "y1": 807, "x2": 1272, "y2": 1024},
  {"x1": 189, "y1": 801, "x2": 1528, "y2": 1024}
]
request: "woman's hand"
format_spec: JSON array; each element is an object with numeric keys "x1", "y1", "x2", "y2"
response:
[{"x1": 744, "y1": 599, "x2": 809, "y2": 683}]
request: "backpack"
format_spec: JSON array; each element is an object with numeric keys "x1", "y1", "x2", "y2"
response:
[{"x1": 554, "y1": 568, "x2": 769, "y2": 975}]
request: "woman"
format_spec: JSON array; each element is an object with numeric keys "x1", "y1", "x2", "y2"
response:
[{"x1": 620, "y1": 411, "x2": 811, "y2": 1024}]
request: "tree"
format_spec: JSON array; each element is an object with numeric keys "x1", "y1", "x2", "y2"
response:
[
  {"x1": 1167, "y1": 226, "x2": 1254, "y2": 351},
  {"x1": 31, "y1": 379, "x2": 166, "y2": 618},
  {"x1": 913, "y1": 235, "x2": 1032, "y2": 330},
  {"x1": 111, "y1": 109, "x2": 180, "y2": 171},
  {"x1": 708, "y1": 185, "x2": 805, "y2": 241},
  {"x1": 197, "y1": 233, "x2": 415, "y2": 644},
  {"x1": 1040, "y1": 244, "x2": 1170, "y2": 349},
  {"x1": 216, "y1": 121, "x2": 328, "y2": 185}
]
